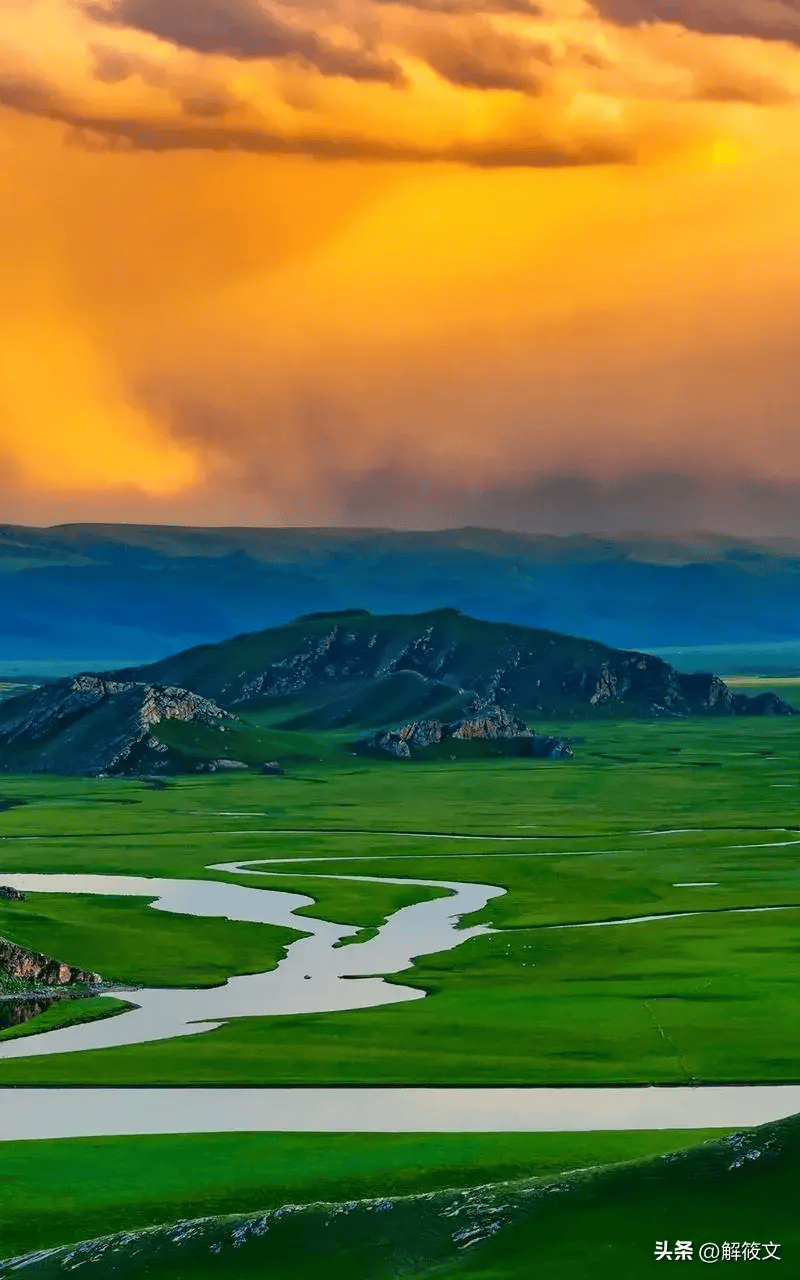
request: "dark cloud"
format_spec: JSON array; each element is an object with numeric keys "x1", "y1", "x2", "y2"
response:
[
  {"x1": 418, "y1": 28, "x2": 549, "y2": 91},
  {"x1": 85, "y1": 0, "x2": 406, "y2": 83},
  {"x1": 90, "y1": 42, "x2": 242, "y2": 116},
  {"x1": 90, "y1": 43, "x2": 161, "y2": 84},
  {"x1": 593, "y1": 0, "x2": 800, "y2": 46},
  {"x1": 180, "y1": 91, "x2": 236, "y2": 117},
  {"x1": 337, "y1": 468, "x2": 800, "y2": 537},
  {"x1": 694, "y1": 76, "x2": 794, "y2": 102},
  {"x1": 62, "y1": 118, "x2": 633, "y2": 165},
  {"x1": 0, "y1": 67, "x2": 634, "y2": 164},
  {"x1": 0, "y1": 69, "x2": 73, "y2": 121}
]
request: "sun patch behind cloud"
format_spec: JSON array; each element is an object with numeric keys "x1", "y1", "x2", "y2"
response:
[{"x1": 710, "y1": 136, "x2": 742, "y2": 165}]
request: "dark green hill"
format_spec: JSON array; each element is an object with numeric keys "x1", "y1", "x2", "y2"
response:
[
  {"x1": 117, "y1": 608, "x2": 794, "y2": 722},
  {"x1": 275, "y1": 670, "x2": 474, "y2": 731},
  {"x1": 1, "y1": 610, "x2": 792, "y2": 774}
]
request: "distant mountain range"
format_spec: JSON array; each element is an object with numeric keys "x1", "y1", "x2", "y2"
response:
[
  {"x1": 2, "y1": 524, "x2": 800, "y2": 665},
  {"x1": 0, "y1": 610, "x2": 792, "y2": 776}
]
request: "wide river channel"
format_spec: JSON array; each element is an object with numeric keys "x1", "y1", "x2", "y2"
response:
[{"x1": 1, "y1": 857, "x2": 799, "y2": 1139}]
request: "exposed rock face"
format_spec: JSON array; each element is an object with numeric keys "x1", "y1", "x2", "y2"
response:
[
  {"x1": 194, "y1": 759, "x2": 249, "y2": 772},
  {"x1": 359, "y1": 706, "x2": 573, "y2": 760},
  {"x1": 362, "y1": 730, "x2": 412, "y2": 759},
  {"x1": 0, "y1": 936, "x2": 101, "y2": 987},
  {"x1": 0, "y1": 998, "x2": 53, "y2": 1032},
  {"x1": 0, "y1": 676, "x2": 233, "y2": 777},
  {"x1": 450, "y1": 707, "x2": 529, "y2": 739},
  {"x1": 0, "y1": 886, "x2": 26, "y2": 902}
]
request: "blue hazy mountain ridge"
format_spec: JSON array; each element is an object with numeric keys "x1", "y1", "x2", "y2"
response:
[{"x1": 1, "y1": 524, "x2": 800, "y2": 662}]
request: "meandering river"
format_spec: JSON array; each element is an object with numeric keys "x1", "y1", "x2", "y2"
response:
[
  {"x1": 0, "y1": 866, "x2": 504, "y2": 1059},
  {"x1": 1, "y1": 850, "x2": 799, "y2": 1142},
  {"x1": 1, "y1": 854, "x2": 798, "y2": 1062}
]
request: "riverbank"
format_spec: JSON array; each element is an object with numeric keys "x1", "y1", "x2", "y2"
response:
[{"x1": 0, "y1": 995, "x2": 132, "y2": 1044}]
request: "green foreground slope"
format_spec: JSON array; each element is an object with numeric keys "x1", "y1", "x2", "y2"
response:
[
  {"x1": 1, "y1": 1116, "x2": 796, "y2": 1279},
  {"x1": 0, "y1": 1129, "x2": 724, "y2": 1264}
]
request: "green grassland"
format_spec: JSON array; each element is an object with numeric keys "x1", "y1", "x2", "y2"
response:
[
  {"x1": 0, "y1": 893, "x2": 304, "y2": 988},
  {"x1": 0, "y1": 995, "x2": 129, "y2": 1043},
  {"x1": 0, "y1": 1128, "x2": 727, "y2": 1264},
  {"x1": 723, "y1": 675, "x2": 800, "y2": 708},
  {"x1": 1, "y1": 1117, "x2": 796, "y2": 1278},
  {"x1": 0, "y1": 716, "x2": 798, "y2": 1084},
  {"x1": 1, "y1": 715, "x2": 799, "y2": 1276},
  {"x1": 655, "y1": 640, "x2": 800, "y2": 675}
]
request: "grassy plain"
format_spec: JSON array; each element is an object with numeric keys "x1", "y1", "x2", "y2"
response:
[
  {"x1": 723, "y1": 675, "x2": 800, "y2": 708},
  {"x1": 0, "y1": 716, "x2": 798, "y2": 1085},
  {"x1": 1, "y1": 716, "x2": 799, "y2": 1275}
]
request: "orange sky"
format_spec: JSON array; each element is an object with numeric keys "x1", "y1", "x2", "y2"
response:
[{"x1": 1, "y1": 0, "x2": 799, "y2": 529}]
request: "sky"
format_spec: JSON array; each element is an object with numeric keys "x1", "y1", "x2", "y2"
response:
[{"x1": 1, "y1": 0, "x2": 800, "y2": 533}]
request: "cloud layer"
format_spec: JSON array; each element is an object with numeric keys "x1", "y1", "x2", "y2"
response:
[
  {"x1": 3, "y1": 0, "x2": 799, "y2": 164},
  {"x1": 0, "y1": 0, "x2": 799, "y2": 529},
  {"x1": 592, "y1": 0, "x2": 800, "y2": 46}
]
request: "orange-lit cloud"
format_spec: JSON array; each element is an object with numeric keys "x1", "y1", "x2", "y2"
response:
[{"x1": 0, "y1": 0, "x2": 798, "y2": 526}]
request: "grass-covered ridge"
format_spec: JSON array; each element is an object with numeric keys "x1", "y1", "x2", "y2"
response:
[
  {"x1": 0, "y1": 1128, "x2": 727, "y2": 1264},
  {"x1": 1, "y1": 1115, "x2": 797, "y2": 1278},
  {"x1": 118, "y1": 606, "x2": 795, "y2": 723},
  {"x1": 1, "y1": 609, "x2": 794, "y2": 780}
]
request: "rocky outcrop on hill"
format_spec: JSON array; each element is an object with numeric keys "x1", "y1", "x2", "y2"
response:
[
  {"x1": 0, "y1": 936, "x2": 101, "y2": 987},
  {"x1": 359, "y1": 706, "x2": 573, "y2": 760},
  {"x1": 0, "y1": 676, "x2": 233, "y2": 776},
  {"x1": 0, "y1": 886, "x2": 26, "y2": 902},
  {"x1": 125, "y1": 609, "x2": 796, "y2": 721},
  {"x1": 194, "y1": 759, "x2": 249, "y2": 772}
]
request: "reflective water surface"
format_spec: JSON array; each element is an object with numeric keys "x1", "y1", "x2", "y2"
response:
[
  {"x1": 1, "y1": 1085, "x2": 800, "y2": 1141},
  {"x1": 0, "y1": 868, "x2": 503, "y2": 1059}
]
